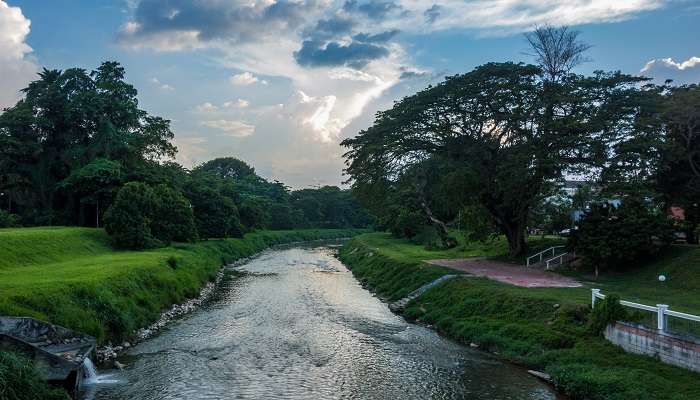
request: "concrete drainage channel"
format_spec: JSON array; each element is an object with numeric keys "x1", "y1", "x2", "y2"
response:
[{"x1": 389, "y1": 274, "x2": 461, "y2": 312}]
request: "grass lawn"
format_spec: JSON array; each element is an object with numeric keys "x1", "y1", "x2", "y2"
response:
[
  {"x1": 0, "y1": 226, "x2": 364, "y2": 343},
  {"x1": 340, "y1": 232, "x2": 700, "y2": 400},
  {"x1": 353, "y1": 232, "x2": 700, "y2": 314}
]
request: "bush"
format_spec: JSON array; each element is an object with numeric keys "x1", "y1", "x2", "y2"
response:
[
  {"x1": 390, "y1": 209, "x2": 425, "y2": 238},
  {"x1": 0, "y1": 351, "x2": 68, "y2": 400},
  {"x1": 572, "y1": 197, "x2": 675, "y2": 275},
  {"x1": 151, "y1": 184, "x2": 198, "y2": 244},
  {"x1": 104, "y1": 182, "x2": 160, "y2": 249},
  {"x1": 0, "y1": 210, "x2": 20, "y2": 228},
  {"x1": 588, "y1": 294, "x2": 628, "y2": 336}
]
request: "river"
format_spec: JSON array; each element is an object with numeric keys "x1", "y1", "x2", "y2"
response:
[{"x1": 83, "y1": 243, "x2": 562, "y2": 400}]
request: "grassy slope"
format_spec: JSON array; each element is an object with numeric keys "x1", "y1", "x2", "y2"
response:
[
  {"x1": 0, "y1": 227, "x2": 363, "y2": 343},
  {"x1": 340, "y1": 233, "x2": 700, "y2": 400}
]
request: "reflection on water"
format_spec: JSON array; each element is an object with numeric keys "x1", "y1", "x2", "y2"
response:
[{"x1": 85, "y1": 244, "x2": 561, "y2": 400}]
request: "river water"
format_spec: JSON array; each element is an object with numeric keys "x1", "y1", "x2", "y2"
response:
[{"x1": 84, "y1": 243, "x2": 562, "y2": 400}]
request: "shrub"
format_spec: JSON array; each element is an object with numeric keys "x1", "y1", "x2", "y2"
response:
[
  {"x1": 0, "y1": 210, "x2": 20, "y2": 228},
  {"x1": 104, "y1": 182, "x2": 160, "y2": 249},
  {"x1": 588, "y1": 294, "x2": 628, "y2": 336},
  {"x1": 166, "y1": 256, "x2": 178, "y2": 269},
  {"x1": 151, "y1": 184, "x2": 198, "y2": 244}
]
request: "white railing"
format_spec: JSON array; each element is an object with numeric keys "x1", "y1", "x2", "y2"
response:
[
  {"x1": 526, "y1": 245, "x2": 565, "y2": 267},
  {"x1": 592, "y1": 289, "x2": 700, "y2": 334},
  {"x1": 545, "y1": 251, "x2": 575, "y2": 270}
]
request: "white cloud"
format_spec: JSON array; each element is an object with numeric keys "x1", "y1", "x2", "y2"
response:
[
  {"x1": 391, "y1": 0, "x2": 665, "y2": 35},
  {"x1": 173, "y1": 135, "x2": 208, "y2": 167},
  {"x1": 0, "y1": 1, "x2": 38, "y2": 110},
  {"x1": 641, "y1": 57, "x2": 700, "y2": 84},
  {"x1": 195, "y1": 102, "x2": 218, "y2": 112},
  {"x1": 223, "y1": 99, "x2": 250, "y2": 109},
  {"x1": 202, "y1": 119, "x2": 255, "y2": 138},
  {"x1": 229, "y1": 72, "x2": 261, "y2": 86},
  {"x1": 150, "y1": 77, "x2": 175, "y2": 91}
]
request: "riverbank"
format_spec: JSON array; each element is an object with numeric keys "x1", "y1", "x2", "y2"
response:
[
  {"x1": 339, "y1": 233, "x2": 700, "y2": 400},
  {"x1": 0, "y1": 227, "x2": 364, "y2": 344}
]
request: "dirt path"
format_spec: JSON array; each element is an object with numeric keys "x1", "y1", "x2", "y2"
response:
[{"x1": 426, "y1": 258, "x2": 582, "y2": 288}]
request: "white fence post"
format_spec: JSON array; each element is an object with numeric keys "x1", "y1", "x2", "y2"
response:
[
  {"x1": 657, "y1": 304, "x2": 669, "y2": 332},
  {"x1": 591, "y1": 289, "x2": 600, "y2": 307}
]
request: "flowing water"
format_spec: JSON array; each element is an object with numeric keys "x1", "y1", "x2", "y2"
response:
[{"x1": 82, "y1": 243, "x2": 563, "y2": 400}]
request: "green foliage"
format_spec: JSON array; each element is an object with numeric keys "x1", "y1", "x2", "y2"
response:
[
  {"x1": 0, "y1": 210, "x2": 20, "y2": 228},
  {"x1": 104, "y1": 182, "x2": 160, "y2": 249},
  {"x1": 0, "y1": 62, "x2": 175, "y2": 226},
  {"x1": 588, "y1": 294, "x2": 627, "y2": 336},
  {"x1": 573, "y1": 197, "x2": 675, "y2": 274},
  {"x1": 0, "y1": 351, "x2": 68, "y2": 400},
  {"x1": 342, "y1": 62, "x2": 652, "y2": 256},
  {"x1": 391, "y1": 209, "x2": 425, "y2": 239},
  {"x1": 151, "y1": 184, "x2": 197, "y2": 243}
]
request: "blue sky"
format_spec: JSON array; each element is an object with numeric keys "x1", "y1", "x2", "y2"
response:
[{"x1": 1, "y1": 0, "x2": 699, "y2": 187}]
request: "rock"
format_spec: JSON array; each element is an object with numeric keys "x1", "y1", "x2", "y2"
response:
[
  {"x1": 114, "y1": 361, "x2": 125, "y2": 370},
  {"x1": 114, "y1": 346, "x2": 123, "y2": 352},
  {"x1": 122, "y1": 342, "x2": 131, "y2": 348},
  {"x1": 527, "y1": 370, "x2": 552, "y2": 383},
  {"x1": 469, "y1": 343, "x2": 479, "y2": 349}
]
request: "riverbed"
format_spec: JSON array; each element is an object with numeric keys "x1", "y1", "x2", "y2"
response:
[{"x1": 83, "y1": 243, "x2": 562, "y2": 399}]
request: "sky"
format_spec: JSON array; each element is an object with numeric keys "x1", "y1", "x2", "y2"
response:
[{"x1": 1, "y1": 0, "x2": 699, "y2": 188}]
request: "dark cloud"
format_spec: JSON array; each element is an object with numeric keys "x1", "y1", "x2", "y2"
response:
[
  {"x1": 294, "y1": 40, "x2": 390, "y2": 69},
  {"x1": 342, "y1": 0, "x2": 401, "y2": 19},
  {"x1": 120, "y1": 0, "x2": 319, "y2": 45},
  {"x1": 304, "y1": 16, "x2": 355, "y2": 40},
  {"x1": 424, "y1": 4, "x2": 441, "y2": 24},
  {"x1": 353, "y1": 30, "x2": 399, "y2": 44}
]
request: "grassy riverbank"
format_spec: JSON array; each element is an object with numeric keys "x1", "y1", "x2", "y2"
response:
[
  {"x1": 340, "y1": 233, "x2": 700, "y2": 400},
  {"x1": 0, "y1": 227, "x2": 364, "y2": 343}
]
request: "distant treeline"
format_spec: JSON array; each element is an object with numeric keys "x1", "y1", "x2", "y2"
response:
[{"x1": 0, "y1": 62, "x2": 371, "y2": 248}]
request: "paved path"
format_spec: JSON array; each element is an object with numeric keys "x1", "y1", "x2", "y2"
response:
[{"x1": 426, "y1": 258, "x2": 582, "y2": 288}]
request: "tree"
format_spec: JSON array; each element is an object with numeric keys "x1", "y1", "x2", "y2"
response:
[
  {"x1": 195, "y1": 157, "x2": 256, "y2": 180},
  {"x1": 104, "y1": 182, "x2": 160, "y2": 249},
  {"x1": 343, "y1": 62, "x2": 645, "y2": 256},
  {"x1": 185, "y1": 177, "x2": 244, "y2": 239},
  {"x1": 151, "y1": 185, "x2": 197, "y2": 244},
  {"x1": 572, "y1": 198, "x2": 674, "y2": 277},
  {"x1": 59, "y1": 158, "x2": 122, "y2": 227},
  {"x1": 0, "y1": 62, "x2": 177, "y2": 226},
  {"x1": 658, "y1": 85, "x2": 700, "y2": 243},
  {"x1": 525, "y1": 25, "x2": 591, "y2": 82}
]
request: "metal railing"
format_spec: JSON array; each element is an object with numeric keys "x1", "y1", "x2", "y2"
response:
[
  {"x1": 592, "y1": 289, "x2": 700, "y2": 334},
  {"x1": 526, "y1": 245, "x2": 566, "y2": 267},
  {"x1": 545, "y1": 251, "x2": 575, "y2": 270}
]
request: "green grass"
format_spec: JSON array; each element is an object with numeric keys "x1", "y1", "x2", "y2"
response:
[
  {"x1": 0, "y1": 352, "x2": 68, "y2": 400},
  {"x1": 0, "y1": 227, "x2": 365, "y2": 343},
  {"x1": 340, "y1": 233, "x2": 700, "y2": 400}
]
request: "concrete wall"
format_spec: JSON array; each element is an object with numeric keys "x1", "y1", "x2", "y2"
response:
[{"x1": 605, "y1": 321, "x2": 700, "y2": 373}]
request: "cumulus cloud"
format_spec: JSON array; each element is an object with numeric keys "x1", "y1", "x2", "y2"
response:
[
  {"x1": 640, "y1": 57, "x2": 700, "y2": 84},
  {"x1": 229, "y1": 72, "x2": 266, "y2": 86},
  {"x1": 223, "y1": 99, "x2": 250, "y2": 109},
  {"x1": 118, "y1": 0, "x2": 670, "y2": 185},
  {"x1": 0, "y1": 1, "x2": 38, "y2": 110},
  {"x1": 150, "y1": 77, "x2": 175, "y2": 90},
  {"x1": 202, "y1": 119, "x2": 255, "y2": 138},
  {"x1": 118, "y1": 0, "x2": 322, "y2": 50},
  {"x1": 173, "y1": 135, "x2": 208, "y2": 167},
  {"x1": 195, "y1": 102, "x2": 218, "y2": 112}
]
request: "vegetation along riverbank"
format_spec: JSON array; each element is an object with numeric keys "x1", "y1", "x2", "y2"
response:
[{"x1": 340, "y1": 233, "x2": 700, "y2": 400}]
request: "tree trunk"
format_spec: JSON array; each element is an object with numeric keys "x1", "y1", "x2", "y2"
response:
[
  {"x1": 419, "y1": 198, "x2": 457, "y2": 248},
  {"x1": 503, "y1": 221, "x2": 527, "y2": 257}
]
